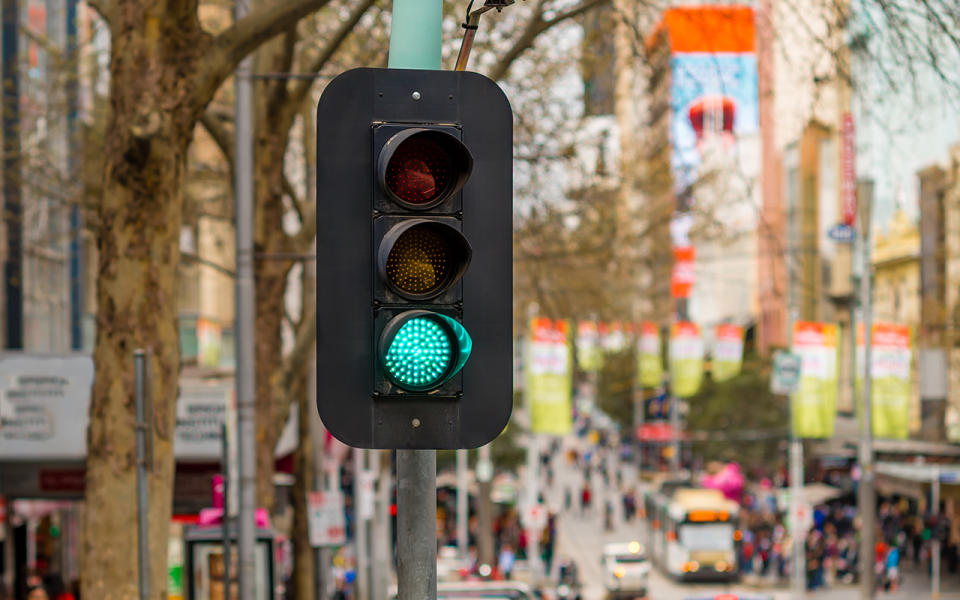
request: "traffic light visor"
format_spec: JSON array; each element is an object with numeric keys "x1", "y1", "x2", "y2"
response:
[
  {"x1": 379, "y1": 311, "x2": 472, "y2": 392},
  {"x1": 378, "y1": 129, "x2": 473, "y2": 209},
  {"x1": 378, "y1": 220, "x2": 472, "y2": 300}
]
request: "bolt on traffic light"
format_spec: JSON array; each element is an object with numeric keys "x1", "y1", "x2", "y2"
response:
[{"x1": 316, "y1": 68, "x2": 513, "y2": 449}]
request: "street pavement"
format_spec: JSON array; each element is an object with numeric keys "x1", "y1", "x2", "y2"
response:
[{"x1": 539, "y1": 434, "x2": 960, "y2": 600}]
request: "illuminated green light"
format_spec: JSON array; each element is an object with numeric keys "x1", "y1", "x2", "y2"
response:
[{"x1": 383, "y1": 317, "x2": 453, "y2": 389}]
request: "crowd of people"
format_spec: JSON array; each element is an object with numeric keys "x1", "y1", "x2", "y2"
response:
[{"x1": 734, "y1": 489, "x2": 960, "y2": 593}]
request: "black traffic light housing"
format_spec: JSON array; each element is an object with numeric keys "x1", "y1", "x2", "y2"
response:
[{"x1": 315, "y1": 68, "x2": 513, "y2": 449}]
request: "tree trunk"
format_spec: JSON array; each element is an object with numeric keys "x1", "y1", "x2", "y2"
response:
[
  {"x1": 82, "y1": 7, "x2": 202, "y2": 597},
  {"x1": 291, "y1": 363, "x2": 315, "y2": 600},
  {"x1": 253, "y1": 129, "x2": 294, "y2": 512}
]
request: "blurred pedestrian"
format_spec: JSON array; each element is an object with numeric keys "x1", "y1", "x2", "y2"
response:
[
  {"x1": 580, "y1": 484, "x2": 592, "y2": 516},
  {"x1": 26, "y1": 587, "x2": 48, "y2": 600}
]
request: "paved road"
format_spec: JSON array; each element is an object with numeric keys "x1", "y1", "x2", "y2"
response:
[{"x1": 539, "y1": 435, "x2": 960, "y2": 600}]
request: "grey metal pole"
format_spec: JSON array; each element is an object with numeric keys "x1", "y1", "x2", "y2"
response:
[
  {"x1": 785, "y1": 175, "x2": 804, "y2": 598},
  {"x1": 932, "y1": 466, "x2": 941, "y2": 600},
  {"x1": 233, "y1": 0, "x2": 257, "y2": 597},
  {"x1": 396, "y1": 450, "x2": 437, "y2": 600},
  {"x1": 858, "y1": 183, "x2": 876, "y2": 600},
  {"x1": 476, "y1": 444, "x2": 495, "y2": 569},
  {"x1": 373, "y1": 450, "x2": 392, "y2": 600},
  {"x1": 784, "y1": 307, "x2": 805, "y2": 599},
  {"x1": 525, "y1": 434, "x2": 542, "y2": 582},
  {"x1": 355, "y1": 449, "x2": 370, "y2": 600},
  {"x1": 456, "y1": 449, "x2": 469, "y2": 560},
  {"x1": 134, "y1": 350, "x2": 150, "y2": 600},
  {"x1": 669, "y1": 395, "x2": 681, "y2": 473},
  {"x1": 221, "y1": 424, "x2": 232, "y2": 598}
]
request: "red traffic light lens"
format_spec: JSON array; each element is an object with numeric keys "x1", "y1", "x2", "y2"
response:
[
  {"x1": 384, "y1": 137, "x2": 453, "y2": 206},
  {"x1": 385, "y1": 224, "x2": 452, "y2": 297},
  {"x1": 378, "y1": 129, "x2": 473, "y2": 210}
]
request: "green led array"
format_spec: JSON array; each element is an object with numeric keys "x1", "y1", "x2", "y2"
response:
[{"x1": 383, "y1": 317, "x2": 453, "y2": 388}]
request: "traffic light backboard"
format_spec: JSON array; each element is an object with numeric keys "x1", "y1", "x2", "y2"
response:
[{"x1": 315, "y1": 68, "x2": 512, "y2": 449}]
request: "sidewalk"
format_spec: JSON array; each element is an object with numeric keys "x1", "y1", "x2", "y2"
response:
[{"x1": 738, "y1": 561, "x2": 960, "y2": 599}]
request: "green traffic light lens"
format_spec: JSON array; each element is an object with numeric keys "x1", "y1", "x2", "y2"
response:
[{"x1": 383, "y1": 316, "x2": 453, "y2": 390}]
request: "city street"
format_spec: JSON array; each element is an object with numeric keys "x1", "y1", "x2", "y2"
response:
[{"x1": 543, "y1": 437, "x2": 960, "y2": 600}]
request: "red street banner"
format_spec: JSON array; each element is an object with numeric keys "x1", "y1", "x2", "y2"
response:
[
  {"x1": 671, "y1": 246, "x2": 696, "y2": 298},
  {"x1": 841, "y1": 113, "x2": 856, "y2": 225}
]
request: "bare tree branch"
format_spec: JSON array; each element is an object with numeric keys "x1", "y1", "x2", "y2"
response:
[
  {"x1": 182, "y1": 252, "x2": 236, "y2": 278},
  {"x1": 199, "y1": 111, "x2": 234, "y2": 167},
  {"x1": 86, "y1": 0, "x2": 114, "y2": 23},
  {"x1": 488, "y1": 0, "x2": 610, "y2": 82},
  {"x1": 288, "y1": 0, "x2": 380, "y2": 109},
  {"x1": 191, "y1": 0, "x2": 333, "y2": 113}
]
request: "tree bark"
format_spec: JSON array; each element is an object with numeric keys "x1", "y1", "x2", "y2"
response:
[
  {"x1": 81, "y1": 2, "x2": 329, "y2": 597},
  {"x1": 82, "y1": 4, "x2": 204, "y2": 598}
]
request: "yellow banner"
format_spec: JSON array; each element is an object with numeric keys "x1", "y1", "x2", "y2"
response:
[{"x1": 526, "y1": 318, "x2": 573, "y2": 435}]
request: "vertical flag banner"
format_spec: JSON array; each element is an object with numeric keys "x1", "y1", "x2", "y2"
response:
[
  {"x1": 857, "y1": 324, "x2": 911, "y2": 439},
  {"x1": 671, "y1": 246, "x2": 696, "y2": 298},
  {"x1": 526, "y1": 318, "x2": 573, "y2": 435},
  {"x1": 638, "y1": 322, "x2": 664, "y2": 388},
  {"x1": 712, "y1": 324, "x2": 744, "y2": 382},
  {"x1": 576, "y1": 321, "x2": 603, "y2": 372},
  {"x1": 669, "y1": 322, "x2": 704, "y2": 398},
  {"x1": 791, "y1": 322, "x2": 838, "y2": 438}
]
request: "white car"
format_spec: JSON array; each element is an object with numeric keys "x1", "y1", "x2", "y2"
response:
[{"x1": 602, "y1": 541, "x2": 650, "y2": 600}]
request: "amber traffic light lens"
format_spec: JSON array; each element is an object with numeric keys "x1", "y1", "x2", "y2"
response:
[
  {"x1": 378, "y1": 220, "x2": 472, "y2": 300},
  {"x1": 385, "y1": 225, "x2": 451, "y2": 297},
  {"x1": 384, "y1": 137, "x2": 453, "y2": 206}
]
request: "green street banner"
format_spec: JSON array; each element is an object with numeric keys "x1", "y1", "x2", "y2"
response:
[
  {"x1": 857, "y1": 323, "x2": 912, "y2": 439},
  {"x1": 669, "y1": 321, "x2": 704, "y2": 398},
  {"x1": 576, "y1": 321, "x2": 603, "y2": 372},
  {"x1": 791, "y1": 321, "x2": 838, "y2": 439},
  {"x1": 637, "y1": 321, "x2": 663, "y2": 388},
  {"x1": 526, "y1": 318, "x2": 573, "y2": 435},
  {"x1": 712, "y1": 323, "x2": 744, "y2": 382}
]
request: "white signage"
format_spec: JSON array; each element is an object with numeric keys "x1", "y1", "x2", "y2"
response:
[
  {"x1": 308, "y1": 491, "x2": 347, "y2": 547},
  {"x1": 174, "y1": 384, "x2": 232, "y2": 460},
  {"x1": 0, "y1": 355, "x2": 93, "y2": 459},
  {"x1": 357, "y1": 470, "x2": 376, "y2": 520}
]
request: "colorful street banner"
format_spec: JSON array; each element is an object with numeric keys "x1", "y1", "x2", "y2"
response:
[
  {"x1": 712, "y1": 323, "x2": 744, "y2": 382},
  {"x1": 638, "y1": 321, "x2": 664, "y2": 388},
  {"x1": 671, "y1": 246, "x2": 696, "y2": 299},
  {"x1": 576, "y1": 321, "x2": 603, "y2": 372},
  {"x1": 669, "y1": 322, "x2": 704, "y2": 398},
  {"x1": 526, "y1": 318, "x2": 573, "y2": 435},
  {"x1": 791, "y1": 322, "x2": 838, "y2": 439},
  {"x1": 657, "y1": 6, "x2": 759, "y2": 192},
  {"x1": 857, "y1": 324, "x2": 912, "y2": 440}
]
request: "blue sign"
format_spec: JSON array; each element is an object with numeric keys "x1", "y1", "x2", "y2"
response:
[{"x1": 828, "y1": 223, "x2": 856, "y2": 244}]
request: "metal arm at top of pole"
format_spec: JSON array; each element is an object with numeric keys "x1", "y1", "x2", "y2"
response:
[{"x1": 455, "y1": 0, "x2": 516, "y2": 72}]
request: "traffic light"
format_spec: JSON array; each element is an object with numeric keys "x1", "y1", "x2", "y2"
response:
[{"x1": 315, "y1": 68, "x2": 513, "y2": 449}]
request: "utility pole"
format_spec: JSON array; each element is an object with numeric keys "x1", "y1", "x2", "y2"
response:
[
  {"x1": 787, "y1": 331, "x2": 804, "y2": 599},
  {"x1": 373, "y1": 450, "x2": 392, "y2": 600},
  {"x1": 785, "y1": 175, "x2": 804, "y2": 598},
  {"x1": 476, "y1": 444, "x2": 495, "y2": 569},
  {"x1": 858, "y1": 181, "x2": 876, "y2": 600},
  {"x1": 354, "y1": 449, "x2": 370, "y2": 600},
  {"x1": 670, "y1": 300, "x2": 688, "y2": 473},
  {"x1": 389, "y1": 3, "x2": 442, "y2": 599},
  {"x1": 233, "y1": 0, "x2": 257, "y2": 597},
  {"x1": 456, "y1": 449, "x2": 469, "y2": 560}
]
